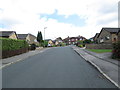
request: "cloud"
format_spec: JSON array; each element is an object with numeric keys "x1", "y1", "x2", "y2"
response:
[
  {"x1": 40, "y1": 10, "x2": 86, "y2": 27},
  {"x1": 0, "y1": 0, "x2": 119, "y2": 39}
]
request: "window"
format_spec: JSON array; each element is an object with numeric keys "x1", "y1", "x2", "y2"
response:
[
  {"x1": 100, "y1": 38, "x2": 104, "y2": 43},
  {"x1": 105, "y1": 36, "x2": 110, "y2": 40},
  {"x1": 114, "y1": 38, "x2": 117, "y2": 42}
]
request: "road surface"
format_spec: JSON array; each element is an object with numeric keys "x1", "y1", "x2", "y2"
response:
[{"x1": 2, "y1": 46, "x2": 116, "y2": 88}]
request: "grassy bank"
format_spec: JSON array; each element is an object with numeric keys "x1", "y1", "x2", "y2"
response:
[{"x1": 87, "y1": 49, "x2": 112, "y2": 53}]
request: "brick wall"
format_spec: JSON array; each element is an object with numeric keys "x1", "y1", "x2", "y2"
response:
[
  {"x1": 86, "y1": 44, "x2": 113, "y2": 49},
  {"x1": 1, "y1": 48, "x2": 28, "y2": 59}
]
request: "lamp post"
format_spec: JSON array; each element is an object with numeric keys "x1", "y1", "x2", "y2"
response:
[{"x1": 44, "y1": 27, "x2": 47, "y2": 47}]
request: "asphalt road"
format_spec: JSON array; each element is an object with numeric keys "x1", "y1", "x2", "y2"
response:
[{"x1": 2, "y1": 46, "x2": 117, "y2": 88}]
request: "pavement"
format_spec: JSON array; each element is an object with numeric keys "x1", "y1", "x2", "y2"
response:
[
  {"x1": 2, "y1": 46, "x2": 116, "y2": 88},
  {"x1": 83, "y1": 49, "x2": 119, "y2": 66},
  {"x1": 1, "y1": 47, "x2": 50, "y2": 68},
  {"x1": 72, "y1": 46, "x2": 120, "y2": 88}
]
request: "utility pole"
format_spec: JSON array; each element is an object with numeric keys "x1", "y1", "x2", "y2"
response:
[{"x1": 44, "y1": 27, "x2": 47, "y2": 47}]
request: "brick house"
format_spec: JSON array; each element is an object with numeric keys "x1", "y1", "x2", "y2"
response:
[
  {"x1": 97, "y1": 28, "x2": 120, "y2": 44},
  {"x1": 118, "y1": 30, "x2": 120, "y2": 41},
  {"x1": 0, "y1": 31, "x2": 18, "y2": 40},
  {"x1": 63, "y1": 35, "x2": 86, "y2": 45},
  {"x1": 17, "y1": 33, "x2": 39, "y2": 45},
  {"x1": 93, "y1": 33, "x2": 99, "y2": 43}
]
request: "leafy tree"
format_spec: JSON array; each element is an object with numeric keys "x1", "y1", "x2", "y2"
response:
[
  {"x1": 77, "y1": 40, "x2": 83, "y2": 44},
  {"x1": 83, "y1": 39, "x2": 92, "y2": 44},
  {"x1": 43, "y1": 40, "x2": 48, "y2": 47}
]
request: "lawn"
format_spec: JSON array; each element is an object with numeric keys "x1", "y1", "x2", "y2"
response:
[{"x1": 87, "y1": 49, "x2": 112, "y2": 53}]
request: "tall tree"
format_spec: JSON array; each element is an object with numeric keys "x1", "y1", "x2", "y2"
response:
[
  {"x1": 37, "y1": 31, "x2": 43, "y2": 43},
  {"x1": 39, "y1": 31, "x2": 43, "y2": 42},
  {"x1": 37, "y1": 31, "x2": 40, "y2": 43}
]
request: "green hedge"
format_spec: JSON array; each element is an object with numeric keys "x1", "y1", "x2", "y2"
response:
[
  {"x1": 112, "y1": 42, "x2": 120, "y2": 59},
  {"x1": 0, "y1": 38, "x2": 29, "y2": 51}
]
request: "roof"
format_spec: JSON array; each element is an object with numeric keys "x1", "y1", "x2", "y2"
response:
[
  {"x1": 45, "y1": 39, "x2": 51, "y2": 41},
  {"x1": 102, "y1": 28, "x2": 120, "y2": 33},
  {"x1": 97, "y1": 28, "x2": 120, "y2": 38},
  {"x1": 17, "y1": 34, "x2": 28, "y2": 39},
  {"x1": 94, "y1": 33, "x2": 99, "y2": 38},
  {"x1": 118, "y1": 30, "x2": 120, "y2": 34},
  {"x1": 0, "y1": 31, "x2": 16, "y2": 37},
  {"x1": 28, "y1": 33, "x2": 36, "y2": 38},
  {"x1": 17, "y1": 33, "x2": 36, "y2": 39}
]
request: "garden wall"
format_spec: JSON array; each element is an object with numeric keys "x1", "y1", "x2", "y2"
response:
[
  {"x1": 86, "y1": 44, "x2": 113, "y2": 49},
  {"x1": 0, "y1": 38, "x2": 29, "y2": 59},
  {"x1": 1, "y1": 48, "x2": 28, "y2": 59}
]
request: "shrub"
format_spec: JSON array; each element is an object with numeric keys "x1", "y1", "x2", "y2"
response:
[
  {"x1": 0, "y1": 38, "x2": 29, "y2": 51},
  {"x1": 78, "y1": 44, "x2": 83, "y2": 48},
  {"x1": 52, "y1": 45, "x2": 56, "y2": 47},
  {"x1": 112, "y1": 42, "x2": 120, "y2": 59},
  {"x1": 43, "y1": 40, "x2": 48, "y2": 47},
  {"x1": 30, "y1": 43, "x2": 36, "y2": 50}
]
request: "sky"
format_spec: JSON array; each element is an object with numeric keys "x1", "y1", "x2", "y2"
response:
[{"x1": 0, "y1": 0, "x2": 119, "y2": 39}]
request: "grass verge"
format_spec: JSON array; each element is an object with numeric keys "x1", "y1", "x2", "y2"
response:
[{"x1": 87, "y1": 49, "x2": 112, "y2": 53}]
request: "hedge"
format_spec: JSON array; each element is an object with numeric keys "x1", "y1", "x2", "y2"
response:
[
  {"x1": 112, "y1": 42, "x2": 120, "y2": 59},
  {"x1": 0, "y1": 38, "x2": 29, "y2": 51}
]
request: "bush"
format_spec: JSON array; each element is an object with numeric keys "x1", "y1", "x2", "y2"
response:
[
  {"x1": 0, "y1": 38, "x2": 28, "y2": 51},
  {"x1": 52, "y1": 45, "x2": 56, "y2": 47},
  {"x1": 43, "y1": 40, "x2": 48, "y2": 47},
  {"x1": 112, "y1": 42, "x2": 120, "y2": 59},
  {"x1": 78, "y1": 44, "x2": 83, "y2": 48},
  {"x1": 29, "y1": 43, "x2": 36, "y2": 50}
]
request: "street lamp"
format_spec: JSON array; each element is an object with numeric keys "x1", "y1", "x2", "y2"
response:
[{"x1": 44, "y1": 27, "x2": 47, "y2": 47}]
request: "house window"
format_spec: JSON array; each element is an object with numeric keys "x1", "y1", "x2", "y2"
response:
[
  {"x1": 105, "y1": 36, "x2": 110, "y2": 40},
  {"x1": 100, "y1": 38, "x2": 104, "y2": 43},
  {"x1": 113, "y1": 38, "x2": 117, "y2": 42},
  {"x1": 80, "y1": 38, "x2": 82, "y2": 40},
  {"x1": 72, "y1": 39, "x2": 74, "y2": 41}
]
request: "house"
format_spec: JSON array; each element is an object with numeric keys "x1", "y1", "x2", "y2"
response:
[
  {"x1": 0, "y1": 31, "x2": 18, "y2": 40},
  {"x1": 63, "y1": 35, "x2": 86, "y2": 45},
  {"x1": 63, "y1": 36, "x2": 69, "y2": 45},
  {"x1": 97, "y1": 28, "x2": 120, "y2": 44},
  {"x1": 54, "y1": 40, "x2": 59, "y2": 46},
  {"x1": 47, "y1": 39, "x2": 54, "y2": 47},
  {"x1": 93, "y1": 33, "x2": 99, "y2": 43},
  {"x1": 89, "y1": 37, "x2": 94, "y2": 42},
  {"x1": 118, "y1": 30, "x2": 120, "y2": 41},
  {"x1": 17, "y1": 33, "x2": 39, "y2": 45},
  {"x1": 55, "y1": 37, "x2": 63, "y2": 46}
]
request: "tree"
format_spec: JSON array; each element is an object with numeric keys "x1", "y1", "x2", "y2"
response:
[
  {"x1": 83, "y1": 39, "x2": 92, "y2": 44},
  {"x1": 37, "y1": 31, "x2": 43, "y2": 43}
]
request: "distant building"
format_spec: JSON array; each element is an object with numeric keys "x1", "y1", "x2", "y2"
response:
[
  {"x1": 45, "y1": 39, "x2": 54, "y2": 47},
  {"x1": 97, "y1": 28, "x2": 120, "y2": 44},
  {"x1": 63, "y1": 35, "x2": 86, "y2": 45},
  {"x1": 0, "y1": 31, "x2": 18, "y2": 40},
  {"x1": 17, "y1": 33, "x2": 39, "y2": 45},
  {"x1": 89, "y1": 37, "x2": 94, "y2": 42},
  {"x1": 55, "y1": 37, "x2": 63, "y2": 46}
]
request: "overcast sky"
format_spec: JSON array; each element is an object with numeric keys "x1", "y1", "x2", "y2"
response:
[{"x1": 0, "y1": 0, "x2": 119, "y2": 39}]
